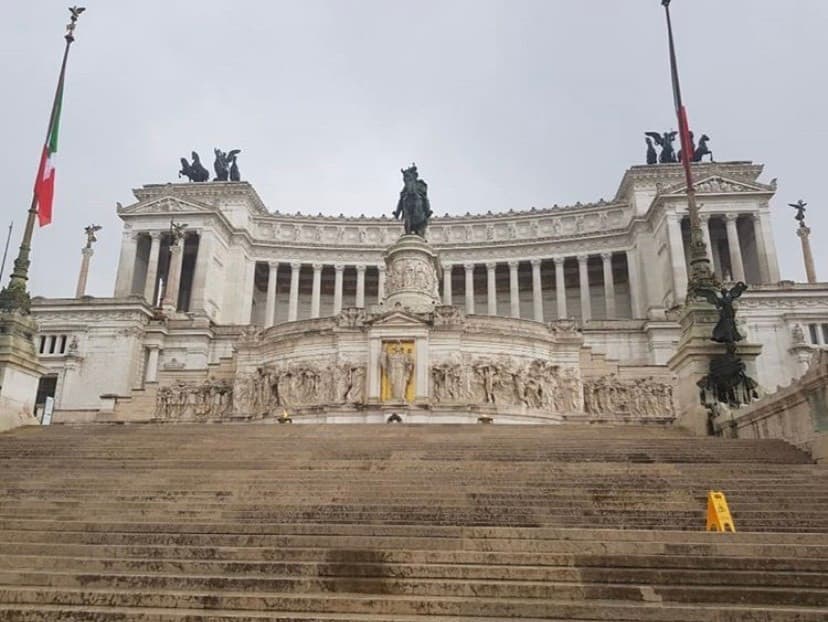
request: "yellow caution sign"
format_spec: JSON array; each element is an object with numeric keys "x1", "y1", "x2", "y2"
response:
[{"x1": 706, "y1": 491, "x2": 736, "y2": 532}]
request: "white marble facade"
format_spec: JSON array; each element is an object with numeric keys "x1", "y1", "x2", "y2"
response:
[{"x1": 30, "y1": 161, "x2": 828, "y2": 422}]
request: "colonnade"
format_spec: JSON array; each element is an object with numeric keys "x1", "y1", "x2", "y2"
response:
[{"x1": 255, "y1": 250, "x2": 642, "y2": 326}]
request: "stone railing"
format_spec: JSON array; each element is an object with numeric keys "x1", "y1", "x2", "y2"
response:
[{"x1": 713, "y1": 350, "x2": 828, "y2": 463}]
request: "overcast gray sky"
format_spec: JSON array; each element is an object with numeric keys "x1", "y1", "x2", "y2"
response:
[{"x1": 2, "y1": 1, "x2": 826, "y2": 298}]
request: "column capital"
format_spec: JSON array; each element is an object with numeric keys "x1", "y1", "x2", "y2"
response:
[
  {"x1": 355, "y1": 264, "x2": 367, "y2": 273},
  {"x1": 148, "y1": 231, "x2": 162, "y2": 240},
  {"x1": 600, "y1": 252, "x2": 612, "y2": 261},
  {"x1": 81, "y1": 247, "x2": 94, "y2": 257},
  {"x1": 724, "y1": 212, "x2": 739, "y2": 222},
  {"x1": 290, "y1": 261, "x2": 302, "y2": 271},
  {"x1": 334, "y1": 263, "x2": 345, "y2": 272},
  {"x1": 269, "y1": 260, "x2": 280, "y2": 270},
  {"x1": 507, "y1": 260, "x2": 520, "y2": 269},
  {"x1": 377, "y1": 264, "x2": 386, "y2": 273},
  {"x1": 312, "y1": 263, "x2": 323, "y2": 271},
  {"x1": 797, "y1": 225, "x2": 812, "y2": 239},
  {"x1": 463, "y1": 263, "x2": 475, "y2": 272},
  {"x1": 553, "y1": 256, "x2": 566, "y2": 266},
  {"x1": 530, "y1": 258, "x2": 542, "y2": 267},
  {"x1": 485, "y1": 262, "x2": 497, "y2": 270},
  {"x1": 576, "y1": 254, "x2": 589, "y2": 263},
  {"x1": 699, "y1": 213, "x2": 711, "y2": 224}
]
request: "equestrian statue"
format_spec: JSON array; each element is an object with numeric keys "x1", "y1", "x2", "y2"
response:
[{"x1": 393, "y1": 164, "x2": 432, "y2": 238}]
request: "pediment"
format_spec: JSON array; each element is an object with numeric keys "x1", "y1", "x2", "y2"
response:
[
  {"x1": 659, "y1": 175, "x2": 773, "y2": 197},
  {"x1": 118, "y1": 196, "x2": 215, "y2": 216},
  {"x1": 367, "y1": 309, "x2": 430, "y2": 328}
]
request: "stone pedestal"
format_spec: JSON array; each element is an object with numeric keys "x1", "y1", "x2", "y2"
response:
[
  {"x1": 667, "y1": 301, "x2": 762, "y2": 436},
  {"x1": 381, "y1": 235, "x2": 441, "y2": 313},
  {"x1": 0, "y1": 312, "x2": 45, "y2": 431}
]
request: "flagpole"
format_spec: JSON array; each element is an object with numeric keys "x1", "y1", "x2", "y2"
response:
[
  {"x1": 661, "y1": 0, "x2": 717, "y2": 296},
  {"x1": 0, "y1": 7, "x2": 85, "y2": 314},
  {"x1": 0, "y1": 222, "x2": 12, "y2": 285}
]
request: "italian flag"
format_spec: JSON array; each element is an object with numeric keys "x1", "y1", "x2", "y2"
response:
[{"x1": 34, "y1": 81, "x2": 63, "y2": 227}]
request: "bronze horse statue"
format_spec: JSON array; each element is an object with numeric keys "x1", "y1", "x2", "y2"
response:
[
  {"x1": 179, "y1": 151, "x2": 209, "y2": 182},
  {"x1": 393, "y1": 164, "x2": 432, "y2": 238}
]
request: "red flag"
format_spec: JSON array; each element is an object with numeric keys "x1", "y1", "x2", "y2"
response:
[{"x1": 664, "y1": 1, "x2": 694, "y2": 187}]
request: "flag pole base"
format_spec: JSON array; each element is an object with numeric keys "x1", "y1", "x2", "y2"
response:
[{"x1": 0, "y1": 280, "x2": 31, "y2": 315}]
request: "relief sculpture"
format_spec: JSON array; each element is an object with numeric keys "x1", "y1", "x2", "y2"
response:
[
  {"x1": 155, "y1": 379, "x2": 234, "y2": 421},
  {"x1": 583, "y1": 375, "x2": 674, "y2": 418}
]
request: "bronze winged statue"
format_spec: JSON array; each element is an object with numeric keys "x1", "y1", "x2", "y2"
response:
[
  {"x1": 698, "y1": 282, "x2": 748, "y2": 345},
  {"x1": 644, "y1": 131, "x2": 678, "y2": 163}
]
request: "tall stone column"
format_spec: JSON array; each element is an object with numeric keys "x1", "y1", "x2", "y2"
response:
[
  {"x1": 441, "y1": 263, "x2": 452, "y2": 305},
  {"x1": 508, "y1": 260, "x2": 520, "y2": 318},
  {"x1": 749, "y1": 213, "x2": 770, "y2": 284},
  {"x1": 333, "y1": 264, "x2": 344, "y2": 314},
  {"x1": 699, "y1": 215, "x2": 713, "y2": 265},
  {"x1": 577, "y1": 255, "x2": 591, "y2": 322},
  {"x1": 725, "y1": 214, "x2": 746, "y2": 282},
  {"x1": 554, "y1": 257, "x2": 567, "y2": 319},
  {"x1": 486, "y1": 262, "x2": 497, "y2": 315},
  {"x1": 114, "y1": 231, "x2": 139, "y2": 297},
  {"x1": 377, "y1": 265, "x2": 386, "y2": 303},
  {"x1": 144, "y1": 345, "x2": 160, "y2": 383},
  {"x1": 797, "y1": 226, "x2": 817, "y2": 284},
  {"x1": 626, "y1": 248, "x2": 643, "y2": 319},
  {"x1": 355, "y1": 265, "x2": 366, "y2": 308},
  {"x1": 75, "y1": 247, "x2": 94, "y2": 298},
  {"x1": 310, "y1": 263, "x2": 322, "y2": 318},
  {"x1": 530, "y1": 259, "x2": 543, "y2": 322},
  {"x1": 265, "y1": 261, "x2": 278, "y2": 327},
  {"x1": 288, "y1": 262, "x2": 301, "y2": 322},
  {"x1": 161, "y1": 241, "x2": 184, "y2": 313},
  {"x1": 758, "y1": 207, "x2": 781, "y2": 283},
  {"x1": 600, "y1": 252, "x2": 615, "y2": 320},
  {"x1": 666, "y1": 213, "x2": 688, "y2": 305},
  {"x1": 143, "y1": 232, "x2": 161, "y2": 304},
  {"x1": 464, "y1": 263, "x2": 475, "y2": 314}
]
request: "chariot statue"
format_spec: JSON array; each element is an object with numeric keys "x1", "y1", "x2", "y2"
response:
[{"x1": 393, "y1": 164, "x2": 432, "y2": 238}]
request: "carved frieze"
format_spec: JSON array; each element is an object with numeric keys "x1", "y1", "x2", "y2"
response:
[{"x1": 582, "y1": 375, "x2": 674, "y2": 418}]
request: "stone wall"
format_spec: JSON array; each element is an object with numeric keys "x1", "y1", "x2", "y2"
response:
[{"x1": 714, "y1": 350, "x2": 828, "y2": 463}]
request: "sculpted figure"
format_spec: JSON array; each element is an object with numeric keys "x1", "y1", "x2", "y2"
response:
[
  {"x1": 644, "y1": 131, "x2": 678, "y2": 164},
  {"x1": 698, "y1": 282, "x2": 748, "y2": 344},
  {"x1": 346, "y1": 366, "x2": 365, "y2": 404},
  {"x1": 393, "y1": 164, "x2": 432, "y2": 237},
  {"x1": 84, "y1": 224, "x2": 102, "y2": 249},
  {"x1": 213, "y1": 148, "x2": 241, "y2": 182},
  {"x1": 382, "y1": 343, "x2": 415, "y2": 401},
  {"x1": 692, "y1": 134, "x2": 713, "y2": 162},
  {"x1": 179, "y1": 151, "x2": 210, "y2": 182},
  {"x1": 645, "y1": 137, "x2": 658, "y2": 164},
  {"x1": 474, "y1": 360, "x2": 498, "y2": 404}
]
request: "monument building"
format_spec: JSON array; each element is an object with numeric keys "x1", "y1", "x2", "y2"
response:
[{"x1": 28, "y1": 159, "x2": 828, "y2": 425}]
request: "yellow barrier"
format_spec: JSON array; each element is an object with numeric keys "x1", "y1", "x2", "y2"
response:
[{"x1": 706, "y1": 491, "x2": 736, "y2": 532}]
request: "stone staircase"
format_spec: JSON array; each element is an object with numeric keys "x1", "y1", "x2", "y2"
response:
[{"x1": 0, "y1": 423, "x2": 825, "y2": 621}]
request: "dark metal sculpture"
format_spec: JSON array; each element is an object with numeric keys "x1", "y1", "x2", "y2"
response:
[
  {"x1": 645, "y1": 137, "x2": 658, "y2": 164},
  {"x1": 696, "y1": 281, "x2": 759, "y2": 411},
  {"x1": 84, "y1": 224, "x2": 102, "y2": 249},
  {"x1": 699, "y1": 282, "x2": 748, "y2": 344},
  {"x1": 213, "y1": 148, "x2": 241, "y2": 182},
  {"x1": 789, "y1": 199, "x2": 807, "y2": 225},
  {"x1": 692, "y1": 134, "x2": 713, "y2": 162},
  {"x1": 179, "y1": 151, "x2": 209, "y2": 182},
  {"x1": 229, "y1": 152, "x2": 241, "y2": 182},
  {"x1": 393, "y1": 164, "x2": 432, "y2": 237},
  {"x1": 644, "y1": 131, "x2": 678, "y2": 163}
]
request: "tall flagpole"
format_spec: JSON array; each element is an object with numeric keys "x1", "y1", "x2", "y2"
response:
[
  {"x1": 661, "y1": 0, "x2": 717, "y2": 297},
  {"x1": 0, "y1": 7, "x2": 85, "y2": 314},
  {"x1": 0, "y1": 222, "x2": 12, "y2": 285}
]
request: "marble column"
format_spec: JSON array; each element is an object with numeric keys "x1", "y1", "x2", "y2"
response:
[
  {"x1": 333, "y1": 264, "x2": 344, "y2": 314},
  {"x1": 758, "y1": 208, "x2": 781, "y2": 283},
  {"x1": 311, "y1": 263, "x2": 323, "y2": 318},
  {"x1": 750, "y1": 214, "x2": 770, "y2": 284},
  {"x1": 577, "y1": 255, "x2": 591, "y2": 322},
  {"x1": 141, "y1": 233, "x2": 161, "y2": 304},
  {"x1": 114, "y1": 231, "x2": 139, "y2": 297},
  {"x1": 355, "y1": 265, "x2": 366, "y2": 308},
  {"x1": 288, "y1": 262, "x2": 301, "y2": 322},
  {"x1": 601, "y1": 252, "x2": 615, "y2": 320},
  {"x1": 626, "y1": 248, "x2": 643, "y2": 319},
  {"x1": 554, "y1": 257, "x2": 567, "y2": 319},
  {"x1": 798, "y1": 226, "x2": 817, "y2": 284},
  {"x1": 75, "y1": 247, "x2": 94, "y2": 298},
  {"x1": 508, "y1": 260, "x2": 520, "y2": 318},
  {"x1": 530, "y1": 259, "x2": 543, "y2": 322},
  {"x1": 265, "y1": 261, "x2": 278, "y2": 327},
  {"x1": 725, "y1": 213, "x2": 746, "y2": 282},
  {"x1": 378, "y1": 265, "x2": 386, "y2": 303},
  {"x1": 699, "y1": 215, "x2": 713, "y2": 265},
  {"x1": 464, "y1": 263, "x2": 475, "y2": 314},
  {"x1": 161, "y1": 241, "x2": 184, "y2": 312},
  {"x1": 486, "y1": 262, "x2": 497, "y2": 315},
  {"x1": 666, "y1": 213, "x2": 688, "y2": 304},
  {"x1": 441, "y1": 264, "x2": 452, "y2": 305},
  {"x1": 145, "y1": 345, "x2": 160, "y2": 383}
]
